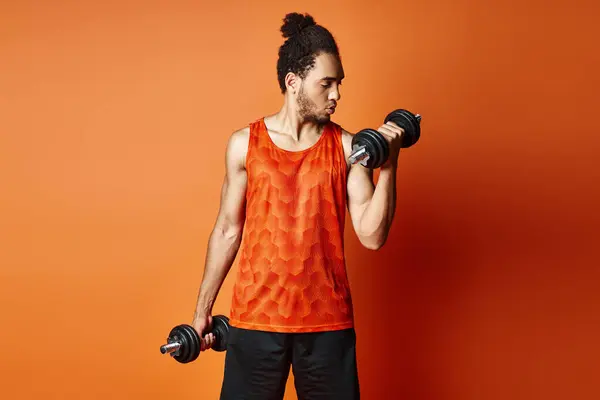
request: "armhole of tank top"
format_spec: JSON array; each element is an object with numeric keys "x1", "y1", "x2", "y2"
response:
[
  {"x1": 244, "y1": 120, "x2": 259, "y2": 171},
  {"x1": 332, "y1": 123, "x2": 349, "y2": 175}
]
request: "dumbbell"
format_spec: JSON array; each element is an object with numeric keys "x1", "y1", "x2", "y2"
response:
[
  {"x1": 159, "y1": 315, "x2": 230, "y2": 364},
  {"x1": 348, "y1": 109, "x2": 422, "y2": 169}
]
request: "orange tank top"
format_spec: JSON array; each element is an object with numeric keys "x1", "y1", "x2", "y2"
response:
[{"x1": 228, "y1": 117, "x2": 354, "y2": 333}]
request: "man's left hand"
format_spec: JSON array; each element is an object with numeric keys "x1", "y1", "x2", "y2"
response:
[{"x1": 376, "y1": 121, "x2": 404, "y2": 168}]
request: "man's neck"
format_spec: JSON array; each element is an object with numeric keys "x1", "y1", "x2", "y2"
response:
[{"x1": 269, "y1": 103, "x2": 325, "y2": 142}]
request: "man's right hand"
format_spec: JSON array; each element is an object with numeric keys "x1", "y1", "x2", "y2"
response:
[{"x1": 192, "y1": 314, "x2": 216, "y2": 352}]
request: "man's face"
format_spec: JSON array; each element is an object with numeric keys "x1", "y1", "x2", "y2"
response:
[{"x1": 296, "y1": 52, "x2": 344, "y2": 124}]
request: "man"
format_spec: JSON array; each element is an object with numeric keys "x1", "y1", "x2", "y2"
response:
[{"x1": 191, "y1": 12, "x2": 404, "y2": 400}]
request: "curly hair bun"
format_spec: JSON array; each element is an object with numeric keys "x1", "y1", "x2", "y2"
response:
[{"x1": 281, "y1": 12, "x2": 316, "y2": 38}]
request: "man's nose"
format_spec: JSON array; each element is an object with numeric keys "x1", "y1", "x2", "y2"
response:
[{"x1": 329, "y1": 87, "x2": 340, "y2": 102}]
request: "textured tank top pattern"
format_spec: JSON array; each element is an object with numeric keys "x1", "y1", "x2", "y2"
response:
[{"x1": 228, "y1": 118, "x2": 354, "y2": 333}]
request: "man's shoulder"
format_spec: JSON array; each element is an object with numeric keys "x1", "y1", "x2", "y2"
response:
[
  {"x1": 230, "y1": 125, "x2": 251, "y2": 140},
  {"x1": 339, "y1": 126, "x2": 354, "y2": 138},
  {"x1": 330, "y1": 120, "x2": 353, "y2": 137},
  {"x1": 227, "y1": 126, "x2": 250, "y2": 153},
  {"x1": 335, "y1": 124, "x2": 355, "y2": 156},
  {"x1": 322, "y1": 121, "x2": 353, "y2": 165},
  {"x1": 230, "y1": 115, "x2": 266, "y2": 141}
]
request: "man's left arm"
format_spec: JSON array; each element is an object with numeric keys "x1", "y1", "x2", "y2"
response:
[{"x1": 343, "y1": 122, "x2": 404, "y2": 250}]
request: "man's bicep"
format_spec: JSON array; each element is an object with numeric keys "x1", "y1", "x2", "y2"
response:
[
  {"x1": 215, "y1": 130, "x2": 249, "y2": 229},
  {"x1": 341, "y1": 127, "x2": 374, "y2": 230},
  {"x1": 346, "y1": 164, "x2": 374, "y2": 230}
]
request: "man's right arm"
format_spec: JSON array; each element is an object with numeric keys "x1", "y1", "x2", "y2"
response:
[{"x1": 193, "y1": 127, "x2": 249, "y2": 326}]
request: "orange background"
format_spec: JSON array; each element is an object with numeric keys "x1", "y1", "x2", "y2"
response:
[{"x1": 1, "y1": 1, "x2": 599, "y2": 399}]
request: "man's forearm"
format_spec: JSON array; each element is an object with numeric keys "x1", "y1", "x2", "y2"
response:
[
  {"x1": 358, "y1": 163, "x2": 397, "y2": 248},
  {"x1": 194, "y1": 226, "x2": 243, "y2": 319}
]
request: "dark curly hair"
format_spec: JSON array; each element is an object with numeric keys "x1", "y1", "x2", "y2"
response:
[{"x1": 276, "y1": 12, "x2": 340, "y2": 93}]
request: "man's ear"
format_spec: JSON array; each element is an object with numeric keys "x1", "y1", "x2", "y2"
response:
[{"x1": 285, "y1": 72, "x2": 300, "y2": 94}]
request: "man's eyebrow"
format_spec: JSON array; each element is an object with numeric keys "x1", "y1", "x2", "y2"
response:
[{"x1": 321, "y1": 76, "x2": 344, "y2": 82}]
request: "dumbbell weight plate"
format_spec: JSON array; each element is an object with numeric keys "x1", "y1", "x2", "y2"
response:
[
  {"x1": 184, "y1": 324, "x2": 201, "y2": 363},
  {"x1": 352, "y1": 128, "x2": 389, "y2": 169},
  {"x1": 211, "y1": 315, "x2": 230, "y2": 352},
  {"x1": 384, "y1": 109, "x2": 417, "y2": 146},
  {"x1": 170, "y1": 325, "x2": 191, "y2": 363},
  {"x1": 369, "y1": 129, "x2": 389, "y2": 168},
  {"x1": 384, "y1": 109, "x2": 421, "y2": 148},
  {"x1": 359, "y1": 129, "x2": 387, "y2": 168},
  {"x1": 169, "y1": 324, "x2": 201, "y2": 364}
]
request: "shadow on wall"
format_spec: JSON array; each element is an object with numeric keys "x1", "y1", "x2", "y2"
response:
[{"x1": 345, "y1": 140, "x2": 483, "y2": 398}]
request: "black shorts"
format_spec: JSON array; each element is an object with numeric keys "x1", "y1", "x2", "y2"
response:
[{"x1": 219, "y1": 326, "x2": 360, "y2": 400}]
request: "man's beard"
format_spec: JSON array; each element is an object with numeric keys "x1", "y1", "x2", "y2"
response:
[{"x1": 297, "y1": 85, "x2": 330, "y2": 125}]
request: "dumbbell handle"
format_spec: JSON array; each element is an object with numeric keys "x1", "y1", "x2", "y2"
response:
[
  {"x1": 348, "y1": 114, "x2": 421, "y2": 166},
  {"x1": 348, "y1": 146, "x2": 369, "y2": 165},
  {"x1": 160, "y1": 342, "x2": 182, "y2": 355}
]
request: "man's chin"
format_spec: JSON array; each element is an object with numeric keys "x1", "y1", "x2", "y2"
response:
[
  {"x1": 301, "y1": 112, "x2": 331, "y2": 125},
  {"x1": 317, "y1": 114, "x2": 331, "y2": 123}
]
